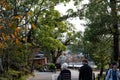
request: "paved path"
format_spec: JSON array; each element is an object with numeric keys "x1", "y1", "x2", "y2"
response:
[
  {"x1": 27, "y1": 69, "x2": 79, "y2": 80},
  {"x1": 52, "y1": 69, "x2": 79, "y2": 80},
  {"x1": 26, "y1": 71, "x2": 54, "y2": 80},
  {"x1": 27, "y1": 69, "x2": 99, "y2": 80}
]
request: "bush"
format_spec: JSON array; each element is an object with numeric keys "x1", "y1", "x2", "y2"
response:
[
  {"x1": 34, "y1": 63, "x2": 56, "y2": 72},
  {"x1": 34, "y1": 64, "x2": 43, "y2": 71},
  {"x1": 8, "y1": 69, "x2": 19, "y2": 79},
  {"x1": 0, "y1": 77, "x2": 8, "y2": 80},
  {"x1": 18, "y1": 74, "x2": 30, "y2": 80},
  {"x1": 47, "y1": 63, "x2": 56, "y2": 72},
  {"x1": 0, "y1": 69, "x2": 20, "y2": 80},
  {"x1": 0, "y1": 67, "x2": 32, "y2": 80}
]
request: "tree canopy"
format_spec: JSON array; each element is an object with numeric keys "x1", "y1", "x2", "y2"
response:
[
  {"x1": 0, "y1": 0, "x2": 80, "y2": 79},
  {"x1": 0, "y1": 0, "x2": 119, "y2": 79}
]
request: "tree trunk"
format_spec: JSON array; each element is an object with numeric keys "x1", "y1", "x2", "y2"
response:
[
  {"x1": 51, "y1": 50, "x2": 56, "y2": 63},
  {"x1": 51, "y1": 49, "x2": 63, "y2": 64},
  {"x1": 110, "y1": 0, "x2": 119, "y2": 63},
  {"x1": 99, "y1": 67, "x2": 104, "y2": 77}
]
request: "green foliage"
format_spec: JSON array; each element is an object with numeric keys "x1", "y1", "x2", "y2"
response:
[
  {"x1": 34, "y1": 63, "x2": 56, "y2": 72},
  {"x1": 30, "y1": 3, "x2": 77, "y2": 63},
  {"x1": 18, "y1": 76, "x2": 28, "y2": 80},
  {"x1": 8, "y1": 69, "x2": 20, "y2": 79},
  {"x1": 34, "y1": 64, "x2": 43, "y2": 71},
  {"x1": 67, "y1": 31, "x2": 84, "y2": 53},
  {"x1": 0, "y1": 0, "x2": 92, "y2": 79},
  {"x1": 47, "y1": 63, "x2": 56, "y2": 72},
  {"x1": 0, "y1": 42, "x2": 32, "y2": 79},
  {"x1": 60, "y1": 0, "x2": 120, "y2": 69},
  {"x1": 0, "y1": 77, "x2": 8, "y2": 80},
  {"x1": 78, "y1": 0, "x2": 120, "y2": 68},
  {"x1": 0, "y1": 69, "x2": 20, "y2": 80},
  {"x1": 40, "y1": 37, "x2": 65, "y2": 50},
  {"x1": 0, "y1": 68, "x2": 31, "y2": 80}
]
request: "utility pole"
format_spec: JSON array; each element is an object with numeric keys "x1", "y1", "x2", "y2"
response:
[{"x1": 110, "y1": 0, "x2": 119, "y2": 63}]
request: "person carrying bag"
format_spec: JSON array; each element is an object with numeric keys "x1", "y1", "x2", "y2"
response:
[
  {"x1": 57, "y1": 63, "x2": 71, "y2": 80},
  {"x1": 105, "y1": 62, "x2": 119, "y2": 80}
]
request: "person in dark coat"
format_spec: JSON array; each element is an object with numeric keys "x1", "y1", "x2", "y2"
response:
[
  {"x1": 79, "y1": 59, "x2": 92, "y2": 80},
  {"x1": 57, "y1": 63, "x2": 71, "y2": 80}
]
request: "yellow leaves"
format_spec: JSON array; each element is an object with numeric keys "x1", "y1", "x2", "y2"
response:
[
  {"x1": 9, "y1": 23, "x2": 22, "y2": 32},
  {"x1": 14, "y1": 31, "x2": 18, "y2": 36},
  {"x1": 13, "y1": 15, "x2": 23, "y2": 19},
  {"x1": 10, "y1": 34, "x2": 15, "y2": 44},
  {"x1": 1, "y1": 32, "x2": 20, "y2": 46},
  {"x1": 0, "y1": 26, "x2": 3, "y2": 29},
  {"x1": 9, "y1": 22, "x2": 13, "y2": 28},
  {"x1": 15, "y1": 27, "x2": 22, "y2": 33},
  {"x1": 2, "y1": 33, "x2": 8, "y2": 41},
  {"x1": 0, "y1": 0, "x2": 11, "y2": 10},
  {"x1": 10, "y1": 34, "x2": 20, "y2": 45},
  {"x1": 6, "y1": 5, "x2": 11, "y2": 10},
  {"x1": 11, "y1": 34, "x2": 15, "y2": 39},
  {"x1": 2, "y1": 20, "x2": 6, "y2": 23},
  {"x1": 14, "y1": 27, "x2": 22, "y2": 37},
  {"x1": 5, "y1": 35, "x2": 8, "y2": 40},
  {"x1": 25, "y1": 27, "x2": 28, "y2": 31},
  {"x1": 31, "y1": 23, "x2": 36, "y2": 29},
  {"x1": 2, "y1": 33, "x2": 5, "y2": 39},
  {"x1": 22, "y1": 37, "x2": 27, "y2": 42},
  {"x1": 16, "y1": 38, "x2": 22, "y2": 46},
  {"x1": 9, "y1": 22, "x2": 17, "y2": 30},
  {"x1": 15, "y1": 38, "x2": 19, "y2": 44},
  {"x1": 26, "y1": 11, "x2": 33, "y2": 19},
  {"x1": 0, "y1": 0, "x2": 6, "y2": 6},
  {"x1": 0, "y1": 42, "x2": 4, "y2": 48},
  {"x1": 27, "y1": 11, "x2": 33, "y2": 16}
]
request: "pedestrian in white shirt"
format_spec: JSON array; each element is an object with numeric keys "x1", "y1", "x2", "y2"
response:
[{"x1": 105, "y1": 62, "x2": 120, "y2": 80}]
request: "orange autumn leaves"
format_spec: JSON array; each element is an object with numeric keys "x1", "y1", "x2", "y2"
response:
[
  {"x1": 0, "y1": 24, "x2": 36, "y2": 48},
  {"x1": 0, "y1": 0, "x2": 11, "y2": 10},
  {"x1": 0, "y1": 0, "x2": 36, "y2": 48},
  {"x1": 31, "y1": 23, "x2": 36, "y2": 30},
  {"x1": 0, "y1": 32, "x2": 19, "y2": 48},
  {"x1": 0, "y1": 27, "x2": 31, "y2": 48},
  {"x1": 0, "y1": 23, "x2": 36, "y2": 48}
]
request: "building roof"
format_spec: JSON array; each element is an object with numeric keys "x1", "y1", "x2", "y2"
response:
[{"x1": 33, "y1": 53, "x2": 45, "y2": 60}]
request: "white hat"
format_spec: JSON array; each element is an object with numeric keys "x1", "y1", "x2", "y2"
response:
[{"x1": 61, "y1": 63, "x2": 68, "y2": 69}]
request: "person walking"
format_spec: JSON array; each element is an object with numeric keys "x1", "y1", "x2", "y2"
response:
[
  {"x1": 79, "y1": 59, "x2": 92, "y2": 80},
  {"x1": 104, "y1": 63, "x2": 114, "y2": 80},
  {"x1": 105, "y1": 62, "x2": 120, "y2": 80},
  {"x1": 57, "y1": 63, "x2": 71, "y2": 80}
]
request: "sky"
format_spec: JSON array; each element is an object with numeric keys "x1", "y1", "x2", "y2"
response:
[{"x1": 55, "y1": 0, "x2": 89, "y2": 32}]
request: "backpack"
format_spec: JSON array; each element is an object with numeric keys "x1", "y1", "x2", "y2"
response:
[
  {"x1": 104, "y1": 69, "x2": 109, "y2": 80},
  {"x1": 104, "y1": 69, "x2": 112, "y2": 80}
]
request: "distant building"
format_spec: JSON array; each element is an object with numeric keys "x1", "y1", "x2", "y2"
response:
[
  {"x1": 31, "y1": 47, "x2": 47, "y2": 65},
  {"x1": 56, "y1": 54, "x2": 67, "y2": 65},
  {"x1": 56, "y1": 53, "x2": 97, "y2": 69},
  {"x1": 33, "y1": 53, "x2": 47, "y2": 65}
]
